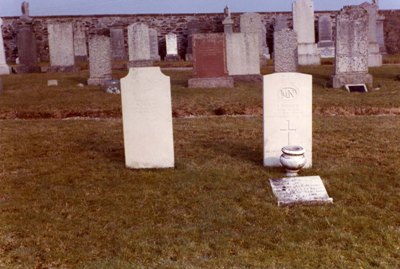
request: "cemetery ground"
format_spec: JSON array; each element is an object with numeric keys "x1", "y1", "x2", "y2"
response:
[{"x1": 0, "y1": 62, "x2": 400, "y2": 268}]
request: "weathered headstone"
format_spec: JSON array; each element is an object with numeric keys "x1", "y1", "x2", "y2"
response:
[
  {"x1": 48, "y1": 22, "x2": 77, "y2": 72},
  {"x1": 360, "y1": 2, "x2": 382, "y2": 67},
  {"x1": 292, "y1": 0, "x2": 321, "y2": 65},
  {"x1": 274, "y1": 15, "x2": 289, "y2": 32},
  {"x1": 185, "y1": 20, "x2": 201, "y2": 61},
  {"x1": 73, "y1": 23, "x2": 88, "y2": 61},
  {"x1": 127, "y1": 23, "x2": 152, "y2": 67},
  {"x1": 121, "y1": 67, "x2": 174, "y2": 169},
  {"x1": 263, "y1": 73, "x2": 312, "y2": 168},
  {"x1": 225, "y1": 33, "x2": 261, "y2": 80},
  {"x1": 88, "y1": 29, "x2": 112, "y2": 86},
  {"x1": 331, "y1": 6, "x2": 373, "y2": 89},
  {"x1": 149, "y1": 28, "x2": 160, "y2": 61},
  {"x1": 222, "y1": 6, "x2": 234, "y2": 34},
  {"x1": 274, "y1": 29, "x2": 298, "y2": 73},
  {"x1": 165, "y1": 33, "x2": 180, "y2": 61},
  {"x1": 317, "y1": 14, "x2": 335, "y2": 58},
  {"x1": 376, "y1": 14, "x2": 386, "y2": 54},
  {"x1": 110, "y1": 27, "x2": 127, "y2": 61},
  {"x1": 0, "y1": 18, "x2": 10, "y2": 74},
  {"x1": 240, "y1": 12, "x2": 270, "y2": 61},
  {"x1": 188, "y1": 33, "x2": 234, "y2": 88}
]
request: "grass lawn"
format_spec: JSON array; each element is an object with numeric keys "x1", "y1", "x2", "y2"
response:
[{"x1": 0, "y1": 63, "x2": 400, "y2": 268}]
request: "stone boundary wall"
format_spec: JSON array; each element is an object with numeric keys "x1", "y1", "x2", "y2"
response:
[{"x1": 2, "y1": 10, "x2": 400, "y2": 62}]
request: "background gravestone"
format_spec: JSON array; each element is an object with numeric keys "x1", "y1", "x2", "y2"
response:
[
  {"x1": 149, "y1": 28, "x2": 160, "y2": 61},
  {"x1": 127, "y1": 23, "x2": 152, "y2": 67},
  {"x1": 376, "y1": 14, "x2": 386, "y2": 54},
  {"x1": 121, "y1": 67, "x2": 174, "y2": 169},
  {"x1": 0, "y1": 18, "x2": 10, "y2": 74},
  {"x1": 274, "y1": 15, "x2": 289, "y2": 32},
  {"x1": 87, "y1": 29, "x2": 112, "y2": 86},
  {"x1": 188, "y1": 33, "x2": 233, "y2": 88},
  {"x1": 222, "y1": 6, "x2": 234, "y2": 34},
  {"x1": 274, "y1": 29, "x2": 298, "y2": 73},
  {"x1": 110, "y1": 27, "x2": 127, "y2": 61},
  {"x1": 317, "y1": 14, "x2": 335, "y2": 58},
  {"x1": 263, "y1": 73, "x2": 312, "y2": 168},
  {"x1": 165, "y1": 33, "x2": 180, "y2": 61},
  {"x1": 73, "y1": 23, "x2": 88, "y2": 62},
  {"x1": 331, "y1": 6, "x2": 373, "y2": 89},
  {"x1": 48, "y1": 22, "x2": 77, "y2": 72},
  {"x1": 360, "y1": 2, "x2": 382, "y2": 67},
  {"x1": 185, "y1": 20, "x2": 201, "y2": 61},
  {"x1": 292, "y1": 0, "x2": 321, "y2": 65}
]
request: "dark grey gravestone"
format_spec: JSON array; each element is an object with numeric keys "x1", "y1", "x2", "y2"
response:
[
  {"x1": 15, "y1": 24, "x2": 40, "y2": 73},
  {"x1": 110, "y1": 27, "x2": 127, "y2": 61},
  {"x1": 185, "y1": 20, "x2": 201, "y2": 61}
]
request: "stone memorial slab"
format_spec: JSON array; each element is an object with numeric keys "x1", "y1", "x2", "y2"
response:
[
  {"x1": 317, "y1": 14, "x2": 335, "y2": 58},
  {"x1": 121, "y1": 67, "x2": 174, "y2": 169},
  {"x1": 273, "y1": 29, "x2": 298, "y2": 73},
  {"x1": 48, "y1": 22, "x2": 77, "y2": 72},
  {"x1": 47, "y1": 79, "x2": 58, "y2": 86},
  {"x1": 376, "y1": 15, "x2": 386, "y2": 54},
  {"x1": 225, "y1": 33, "x2": 260, "y2": 80},
  {"x1": 73, "y1": 23, "x2": 88, "y2": 61},
  {"x1": 292, "y1": 0, "x2": 320, "y2": 65},
  {"x1": 360, "y1": 2, "x2": 382, "y2": 67},
  {"x1": 110, "y1": 27, "x2": 127, "y2": 61},
  {"x1": 223, "y1": 7, "x2": 234, "y2": 35},
  {"x1": 331, "y1": 6, "x2": 373, "y2": 89},
  {"x1": 189, "y1": 33, "x2": 233, "y2": 88},
  {"x1": 149, "y1": 28, "x2": 160, "y2": 61},
  {"x1": 270, "y1": 176, "x2": 333, "y2": 206},
  {"x1": 88, "y1": 30, "x2": 112, "y2": 86},
  {"x1": 185, "y1": 20, "x2": 201, "y2": 61},
  {"x1": 15, "y1": 19, "x2": 40, "y2": 73},
  {"x1": 127, "y1": 23, "x2": 152, "y2": 67},
  {"x1": 165, "y1": 33, "x2": 180, "y2": 61},
  {"x1": 263, "y1": 73, "x2": 312, "y2": 168},
  {"x1": 0, "y1": 18, "x2": 10, "y2": 74},
  {"x1": 240, "y1": 12, "x2": 270, "y2": 61}
]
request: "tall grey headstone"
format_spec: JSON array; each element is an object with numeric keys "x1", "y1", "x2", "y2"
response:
[
  {"x1": 226, "y1": 33, "x2": 260, "y2": 79},
  {"x1": 360, "y1": 2, "x2": 382, "y2": 67},
  {"x1": 185, "y1": 20, "x2": 201, "y2": 61},
  {"x1": 274, "y1": 29, "x2": 298, "y2": 73},
  {"x1": 73, "y1": 23, "x2": 88, "y2": 61},
  {"x1": 121, "y1": 67, "x2": 174, "y2": 169},
  {"x1": 110, "y1": 27, "x2": 127, "y2": 61},
  {"x1": 0, "y1": 18, "x2": 10, "y2": 74},
  {"x1": 48, "y1": 22, "x2": 77, "y2": 72},
  {"x1": 127, "y1": 23, "x2": 152, "y2": 67},
  {"x1": 376, "y1": 14, "x2": 386, "y2": 54},
  {"x1": 317, "y1": 14, "x2": 335, "y2": 58},
  {"x1": 331, "y1": 6, "x2": 373, "y2": 89},
  {"x1": 292, "y1": 0, "x2": 321, "y2": 65},
  {"x1": 88, "y1": 29, "x2": 112, "y2": 86},
  {"x1": 149, "y1": 28, "x2": 160, "y2": 61},
  {"x1": 165, "y1": 33, "x2": 180, "y2": 61},
  {"x1": 263, "y1": 73, "x2": 312, "y2": 168},
  {"x1": 240, "y1": 13, "x2": 270, "y2": 61}
]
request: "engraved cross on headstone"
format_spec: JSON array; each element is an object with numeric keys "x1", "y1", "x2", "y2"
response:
[{"x1": 280, "y1": 120, "x2": 296, "y2": 145}]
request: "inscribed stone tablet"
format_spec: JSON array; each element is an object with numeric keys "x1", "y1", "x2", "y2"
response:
[
  {"x1": 48, "y1": 22, "x2": 75, "y2": 67},
  {"x1": 270, "y1": 176, "x2": 333, "y2": 206},
  {"x1": 263, "y1": 73, "x2": 312, "y2": 168},
  {"x1": 166, "y1": 33, "x2": 178, "y2": 55},
  {"x1": 121, "y1": 67, "x2": 174, "y2": 169},
  {"x1": 192, "y1": 34, "x2": 228, "y2": 78}
]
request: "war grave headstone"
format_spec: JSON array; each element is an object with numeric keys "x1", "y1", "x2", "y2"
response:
[
  {"x1": 263, "y1": 72, "x2": 312, "y2": 168},
  {"x1": 331, "y1": 6, "x2": 373, "y2": 89},
  {"x1": 73, "y1": 23, "x2": 88, "y2": 61},
  {"x1": 185, "y1": 20, "x2": 201, "y2": 61},
  {"x1": 110, "y1": 27, "x2": 127, "y2": 61},
  {"x1": 121, "y1": 67, "x2": 174, "y2": 169},
  {"x1": 360, "y1": 2, "x2": 382, "y2": 67},
  {"x1": 240, "y1": 12, "x2": 270, "y2": 62},
  {"x1": 127, "y1": 23, "x2": 152, "y2": 67},
  {"x1": 48, "y1": 22, "x2": 77, "y2": 72},
  {"x1": 0, "y1": 18, "x2": 10, "y2": 74},
  {"x1": 165, "y1": 33, "x2": 180, "y2": 61},
  {"x1": 292, "y1": 0, "x2": 321, "y2": 65},
  {"x1": 15, "y1": 2, "x2": 40, "y2": 73},
  {"x1": 87, "y1": 29, "x2": 112, "y2": 86},
  {"x1": 317, "y1": 14, "x2": 335, "y2": 58},
  {"x1": 225, "y1": 33, "x2": 261, "y2": 81},
  {"x1": 222, "y1": 6, "x2": 234, "y2": 34},
  {"x1": 273, "y1": 29, "x2": 298, "y2": 73},
  {"x1": 376, "y1": 14, "x2": 386, "y2": 54},
  {"x1": 188, "y1": 33, "x2": 234, "y2": 88},
  {"x1": 149, "y1": 28, "x2": 161, "y2": 61}
]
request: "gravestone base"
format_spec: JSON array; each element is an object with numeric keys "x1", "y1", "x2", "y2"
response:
[
  {"x1": 88, "y1": 76, "x2": 112, "y2": 86},
  {"x1": 128, "y1": 60, "x2": 153, "y2": 68},
  {"x1": 48, "y1": 65, "x2": 80, "y2": 73},
  {"x1": 15, "y1": 65, "x2": 41, "y2": 74},
  {"x1": 318, "y1": 47, "x2": 335, "y2": 58},
  {"x1": 188, "y1": 77, "x2": 234, "y2": 88},
  {"x1": 231, "y1": 74, "x2": 262, "y2": 82},
  {"x1": 331, "y1": 73, "x2": 373, "y2": 89},
  {"x1": 165, "y1": 54, "x2": 181, "y2": 62},
  {"x1": 298, "y1": 43, "x2": 321, "y2": 65},
  {"x1": 0, "y1": 65, "x2": 10, "y2": 75}
]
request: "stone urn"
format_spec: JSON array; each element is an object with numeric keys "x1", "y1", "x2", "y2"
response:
[{"x1": 280, "y1": 145, "x2": 307, "y2": 177}]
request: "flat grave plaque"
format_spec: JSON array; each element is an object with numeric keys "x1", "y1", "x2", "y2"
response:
[
  {"x1": 345, "y1": 84, "x2": 368, "y2": 93},
  {"x1": 270, "y1": 176, "x2": 333, "y2": 206}
]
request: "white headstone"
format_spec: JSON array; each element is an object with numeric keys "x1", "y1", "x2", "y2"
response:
[
  {"x1": 0, "y1": 18, "x2": 10, "y2": 74},
  {"x1": 263, "y1": 73, "x2": 312, "y2": 168},
  {"x1": 240, "y1": 12, "x2": 270, "y2": 60},
  {"x1": 48, "y1": 22, "x2": 75, "y2": 69},
  {"x1": 225, "y1": 33, "x2": 260, "y2": 76},
  {"x1": 127, "y1": 23, "x2": 151, "y2": 62},
  {"x1": 166, "y1": 33, "x2": 178, "y2": 56},
  {"x1": 121, "y1": 67, "x2": 174, "y2": 169}
]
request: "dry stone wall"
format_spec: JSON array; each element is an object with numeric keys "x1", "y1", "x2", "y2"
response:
[{"x1": 1, "y1": 10, "x2": 399, "y2": 62}]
